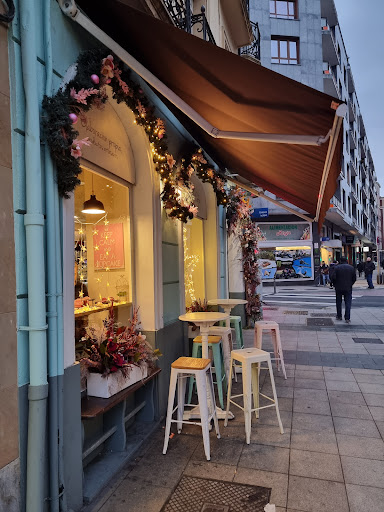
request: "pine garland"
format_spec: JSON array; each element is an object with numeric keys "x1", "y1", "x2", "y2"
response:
[{"x1": 42, "y1": 48, "x2": 228, "y2": 222}]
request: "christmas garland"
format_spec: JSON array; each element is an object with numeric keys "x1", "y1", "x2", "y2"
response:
[
  {"x1": 42, "y1": 48, "x2": 228, "y2": 222},
  {"x1": 227, "y1": 187, "x2": 262, "y2": 323}
]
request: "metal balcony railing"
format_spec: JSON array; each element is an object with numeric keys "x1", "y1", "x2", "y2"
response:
[
  {"x1": 238, "y1": 21, "x2": 261, "y2": 61},
  {"x1": 164, "y1": 1, "x2": 216, "y2": 44}
]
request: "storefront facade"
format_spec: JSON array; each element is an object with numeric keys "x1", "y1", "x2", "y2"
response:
[{"x1": 256, "y1": 222, "x2": 314, "y2": 281}]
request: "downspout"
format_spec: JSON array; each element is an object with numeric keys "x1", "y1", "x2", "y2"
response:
[{"x1": 19, "y1": 1, "x2": 49, "y2": 512}]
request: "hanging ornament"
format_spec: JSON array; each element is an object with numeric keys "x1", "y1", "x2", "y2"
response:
[
  {"x1": 91, "y1": 74, "x2": 100, "y2": 84},
  {"x1": 69, "y1": 113, "x2": 78, "y2": 124}
]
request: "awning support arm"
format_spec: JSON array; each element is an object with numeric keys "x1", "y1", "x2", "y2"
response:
[
  {"x1": 314, "y1": 103, "x2": 347, "y2": 222},
  {"x1": 227, "y1": 178, "x2": 314, "y2": 223},
  {"x1": 58, "y1": 0, "x2": 332, "y2": 147}
]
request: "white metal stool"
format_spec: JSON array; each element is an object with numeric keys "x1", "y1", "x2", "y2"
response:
[
  {"x1": 163, "y1": 357, "x2": 220, "y2": 461},
  {"x1": 224, "y1": 348, "x2": 284, "y2": 444},
  {"x1": 254, "y1": 320, "x2": 287, "y2": 379}
]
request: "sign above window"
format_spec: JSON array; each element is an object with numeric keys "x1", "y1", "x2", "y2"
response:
[{"x1": 257, "y1": 222, "x2": 311, "y2": 242}]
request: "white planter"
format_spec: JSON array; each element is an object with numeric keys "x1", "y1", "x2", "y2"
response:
[{"x1": 87, "y1": 364, "x2": 148, "y2": 398}]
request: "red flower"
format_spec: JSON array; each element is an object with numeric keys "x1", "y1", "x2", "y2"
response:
[{"x1": 107, "y1": 340, "x2": 118, "y2": 353}]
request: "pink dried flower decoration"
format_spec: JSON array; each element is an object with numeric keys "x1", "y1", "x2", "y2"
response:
[
  {"x1": 113, "y1": 68, "x2": 131, "y2": 95},
  {"x1": 136, "y1": 100, "x2": 146, "y2": 118},
  {"x1": 167, "y1": 154, "x2": 176, "y2": 169},
  {"x1": 70, "y1": 87, "x2": 100, "y2": 105},
  {"x1": 71, "y1": 137, "x2": 91, "y2": 159},
  {"x1": 101, "y1": 55, "x2": 114, "y2": 79}
]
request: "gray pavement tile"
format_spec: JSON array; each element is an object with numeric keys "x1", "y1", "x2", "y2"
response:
[
  {"x1": 354, "y1": 373, "x2": 384, "y2": 385},
  {"x1": 341, "y1": 456, "x2": 384, "y2": 488},
  {"x1": 333, "y1": 417, "x2": 381, "y2": 438},
  {"x1": 294, "y1": 370, "x2": 324, "y2": 380},
  {"x1": 369, "y1": 406, "x2": 384, "y2": 421},
  {"x1": 293, "y1": 388, "x2": 329, "y2": 402},
  {"x1": 376, "y1": 421, "x2": 384, "y2": 439},
  {"x1": 250, "y1": 424, "x2": 291, "y2": 448},
  {"x1": 330, "y1": 402, "x2": 372, "y2": 420},
  {"x1": 275, "y1": 397, "x2": 293, "y2": 412},
  {"x1": 324, "y1": 372, "x2": 356, "y2": 382},
  {"x1": 287, "y1": 475, "x2": 349, "y2": 512},
  {"x1": 183, "y1": 460, "x2": 236, "y2": 481},
  {"x1": 328, "y1": 390, "x2": 366, "y2": 405},
  {"x1": 358, "y1": 382, "x2": 384, "y2": 394},
  {"x1": 290, "y1": 428, "x2": 338, "y2": 454},
  {"x1": 289, "y1": 449, "x2": 343, "y2": 482},
  {"x1": 323, "y1": 367, "x2": 353, "y2": 374},
  {"x1": 238, "y1": 444, "x2": 290, "y2": 473},
  {"x1": 336, "y1": 434, "x2": 384, "y2": 460},
  {"x1": 351, "y1": 368, "x2": 384, "y2": 375},
  {"x1": 325, "y1": 379, "x2": 360, "y2": 392},
  {"x1": 254, "y1": 408, "x2": 292, "y2": 428},
  {"x1": 97, "y1": 480, "x2": 171, "y2": 512},
  {"x1": 292, "y1": 413, "x2": 334, "y2": 433},
  {"x1": 295, "y1": 365, "x2": 324, "y2": 371},
  {"x1": 346, "y1": 484, "x2": 384, "y2": 512},
  {"x1": 191, "y1": 437, "x2": 243, "y2": 465},
  {"x1": 233, "y1": 467, "x2": 288, "y2": 508},
  {"x1": 293, "y1": 397, "x2": 331, "y2": 416},
  {"x1": 294, "y1": 378, "x2": 326, "y2": 390},
  {"x1": 363, "y1": 393, "x2": 384, "y2": 407}
]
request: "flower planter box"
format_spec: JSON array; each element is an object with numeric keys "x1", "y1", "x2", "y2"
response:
[{"x1": 87, "y1": 364, "x2": 148, "y2": 398}]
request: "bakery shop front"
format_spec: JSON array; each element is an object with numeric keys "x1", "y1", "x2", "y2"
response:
[{"x1": 256, "y1": 222, "x2": 314, "y2": 281}]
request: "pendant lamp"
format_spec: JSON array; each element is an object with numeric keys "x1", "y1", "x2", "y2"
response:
[{"x1": 82, "y1": 174, "x2": 105, "y2": 214}]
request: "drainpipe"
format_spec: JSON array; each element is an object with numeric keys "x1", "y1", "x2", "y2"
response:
[{"x1": 19, "y1": 2, "x2": 49, "y2": 512}]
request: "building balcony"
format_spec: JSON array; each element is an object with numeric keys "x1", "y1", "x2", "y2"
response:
[
  {"x1": 239, "y1": 21, "x2": 261, "y2": 62},
  {"x1": 350, "y1": 187, "x2": 358, "y2": 204},
  {"x1": 164, "y1": 1, "x2": 216, "y2": 45},
  {"x1": 347, "y1": 66, "x2": 355, "y2": 94},
  {"x1": 349, "y1": 158, "x2": 357, "y2": 177},
  {"x1": 349, "y1": 129, "x2": 357, "y2": 150},
  {"x1": 358, "y1": 115, "x2": 366, "y2": 137},
  {"x1": 222, "y1": 0, "x2": 253, "y2": 48},
  {"x1": 359, "y1": 139, "x2": 366, "y2": 159},
  {"x1": 322, "y1": 25, "x2": 339, "y2": 66},
  {"x1": 323, "y1": 68, "x2": 338, "y2": 98},
  {"x1": 321, "y1": 0, "x2": 339, "y2": 27}
]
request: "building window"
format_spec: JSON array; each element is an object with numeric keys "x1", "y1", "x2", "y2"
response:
[
  {"x1": 270, "y1": 1, "x2": 297, "y2": 19},
  {"x1": 271, "y1": 37, "x2": 299, "y2": 64}
]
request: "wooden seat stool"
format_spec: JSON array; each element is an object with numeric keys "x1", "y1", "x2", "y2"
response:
[
  {"x1": 163, "y1": 357, "x2": 220, "y2": 461},
  {"x1": 224, "y1": 348, "x2": 284, "y2": 444},
  {"x1": 254, "y1": 320, "x2": 287, "y2": 379},
  {"x1": 219, "y1": 316, "x2": 244, "y2": 349},
  {"x1": 188, "y1": 335, "x2": 226, "y2": 409}
]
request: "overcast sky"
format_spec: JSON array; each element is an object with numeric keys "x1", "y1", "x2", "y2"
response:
[{"x1": 334, "y1": 0, "x2": 384, "y2": 189}]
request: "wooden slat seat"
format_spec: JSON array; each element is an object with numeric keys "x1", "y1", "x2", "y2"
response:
[
  {"x1": 171, "y1": 357, "x2": 211, "y2": 370},
  {"x1": 193, "y1": 335, "x2": 222, "y2": 344}
]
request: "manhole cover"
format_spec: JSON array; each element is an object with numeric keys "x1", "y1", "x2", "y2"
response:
[
  {"x1": 310, "y1": 313, "x2": 337, "y2": 317},
  {"x1": 284, "y1": 311, "x2": 308, "y2": 315},
  {"x1": 353, "y1": 337, "x2": 383, "y2": 344},
  {"x1": 161, "y1": 476, "x2": 271, "y2": 512},
  {"x1": 307, "y1": 318, "x2": 334, "y2": 326}
]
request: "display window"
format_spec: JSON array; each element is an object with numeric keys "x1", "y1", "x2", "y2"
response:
[{"x1": 74, "y1": 168, "x2": 132, "y2": 341}]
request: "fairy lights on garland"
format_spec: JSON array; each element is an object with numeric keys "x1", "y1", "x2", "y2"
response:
[{"x1": 42, "y1": 48, "x2": 228, "y2": 222}]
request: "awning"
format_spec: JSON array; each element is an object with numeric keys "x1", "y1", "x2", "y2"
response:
[{"x1": 61, "y1": 0, "x2": 344, "y2": 227}]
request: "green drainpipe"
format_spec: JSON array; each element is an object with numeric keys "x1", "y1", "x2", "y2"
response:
[{"x1": 19, "y1": 1, "x2": 49, "y2": 511}]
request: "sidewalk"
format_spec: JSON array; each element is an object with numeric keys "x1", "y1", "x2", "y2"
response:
[{"x1": 83, "y1": 299, "x2": 384, "y2": 512}]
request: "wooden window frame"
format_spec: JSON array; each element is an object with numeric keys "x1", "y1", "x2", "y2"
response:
[
  {"x1": 269, "y1": 0, "x2": 298, "y2": 20},
  {"x1": 271, "y1": 37, "x2": 300, "y2": 65}
]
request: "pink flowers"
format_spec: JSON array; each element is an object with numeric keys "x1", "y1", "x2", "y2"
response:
[
  {"x1": 188, "y1": 205, "x2": 198, "y2": 216},
  {"x1": 136, "y1": 100, "x2": 146, "y2": 118},
  {"x1": 156, "y1": 118, "x2": 166, "y2": 139},
  {"x1": 167, "y1": 154, "x2": 176, "y2": 169},
  {"x1": 113, "y1": 68, "x2": 131, "y2": 95},
  {"x1": 70, "y1": 87, "x2": 99, "y2": 105},
  {"x1": 71, "y1": 137, "x2": 91, "y2": 159},
  {"x1": 101, "y1": 54, "x2": 114, "y2": 82}
]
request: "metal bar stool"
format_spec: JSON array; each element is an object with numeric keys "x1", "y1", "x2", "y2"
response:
[
  {"x1": 224, "y1": 348, "x2": 284, "y2": 444},
  {"x1": 163, "y1": 357, "x2": 220, "y2": 461},
  {"x1": 188, "y1": 335, "x2": 226, "y2": 409},
  {"x1": 254, "y1": 320, "x2": 287, "y2": 379},
  {"x1": 219, "y1": 316, "x2": 244, "y2": 349}
]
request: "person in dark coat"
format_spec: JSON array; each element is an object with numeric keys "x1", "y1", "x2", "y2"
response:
[
  {"x1": 329, "y1": 260, "x2": 338, "y2": 289},
  {"x1": 365, "y1": 257, "x2": 375, "y2": 289},
  {"x1": 357, "y1": 260, "x2": 364, "y2": 277},
  {"x1": 331, "y1": 256, "x2": 356, "y2": 324}
]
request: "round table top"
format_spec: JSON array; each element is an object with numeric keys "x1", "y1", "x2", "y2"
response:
[
  {"x1": 207, "y1": 298, "x2": 248, "y2": 307},
  {"x1": 179, "y1": 312, "x2": 229, "y2": 324}
]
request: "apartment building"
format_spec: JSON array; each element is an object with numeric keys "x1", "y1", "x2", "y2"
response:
[{"x1": 247, "y1": 0, "x2": 379, "y2": 280}]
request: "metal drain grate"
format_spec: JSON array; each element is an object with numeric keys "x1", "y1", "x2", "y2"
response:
[
  {"x1": 161, "y1": 476, "x2": 271, "y2": 512},
  {"x1": 307, "y1": 318, "x2": 334, "y2": 326},
  {"x1": 284, "y1": 311, "x2": 308, "y2": 315},
  {"x1": 353, "y1": 337, "x2": 383, "y2": 344},
  {"x1": 310, "y1": 313, "x2": 337, "y2": 317}
]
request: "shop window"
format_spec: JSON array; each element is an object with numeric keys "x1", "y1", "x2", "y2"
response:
[
  {"x1": 183, "y1": 218, "x2": 206, "y2": 308},
  {"x1": 271, "y1": 37, "x2": 299, "y2": 65},
  {"x1": 74, "y1": 168, "x2": 132, "y2": 339},
  {"x1": 270, "y1": 1, "x2": 297, "y2": 19},
  {"x1": 259, "y1": 246, "x2": 313, "y2": 280}
]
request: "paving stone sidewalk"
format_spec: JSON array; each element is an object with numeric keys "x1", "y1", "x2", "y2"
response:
[{"x1": 83, "y1": 303, "x2": 384, "y2": 512}]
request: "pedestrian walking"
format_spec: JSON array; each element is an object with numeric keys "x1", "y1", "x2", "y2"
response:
[
  {"x1": 320, "y1": 262, "x2": 329, "y2": 286},
  {"x1": 357, "y1": 260, "x2": 364, "y2": 277},
  {"x1": 330, "y1": 256, "x2": 356, "y2": 324},
  {"x1": 329, "y1": 260, "x2": 338, "y2": 289},
  {"x1": 365, "y1": 257, "x2": 375, "y2": 289}
]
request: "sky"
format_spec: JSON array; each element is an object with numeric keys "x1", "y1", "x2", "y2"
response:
[{"x1": 334, "y1": 0, "x2": 384, "y2": 189}]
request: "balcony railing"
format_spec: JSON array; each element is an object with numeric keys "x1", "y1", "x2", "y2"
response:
[
  {"x1": 164, "y1": 1, "x2": 216, "y2": 44},
  {"x1": 239, "y1": 21, "x2": 261, "y2": 61}
]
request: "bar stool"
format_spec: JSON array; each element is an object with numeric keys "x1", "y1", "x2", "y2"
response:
[
  {"x1": 224, "y1": 348, "x2": 284, "y2": 444},
  {"x1": 219, "y1": 316, "x2": 244, "y2": 349},
  {"x1": 163, "y1": 357, "x2": 220, "y2": 461},
  {"x1": 254, "y1": 320, "x2": 287, "y2": 379},
  {"x1": 188, "y1": 335, "x2": 226, "y2": 409}
]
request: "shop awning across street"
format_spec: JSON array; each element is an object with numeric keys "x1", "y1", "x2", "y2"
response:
[{"x1": 60, "y1": 0, "x2": 345, "y2": 227}]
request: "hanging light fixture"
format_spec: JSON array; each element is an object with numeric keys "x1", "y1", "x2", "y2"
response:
[{"x1": 82, "y1": 174, "x2": 105, "y2": 214}]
